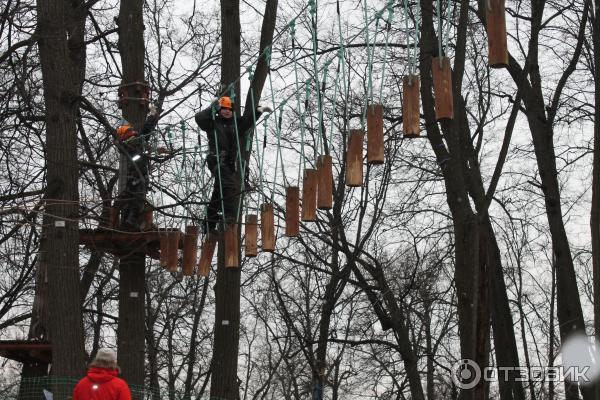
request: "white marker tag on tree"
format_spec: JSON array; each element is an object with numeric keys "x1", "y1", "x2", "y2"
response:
[
  {"x1": 54, "y1": 221, "x2": 65, "y2": 227},
  {"x1": 130, "y1": 292, "x2": 139, "y2": 298},
  {"x1": 222, "y1": 320, "x2": 229, "y2": 325}
]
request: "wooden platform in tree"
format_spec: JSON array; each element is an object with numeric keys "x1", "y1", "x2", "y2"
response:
[
  {"x1": 0, "y1": 340, "x2": 51, "y2": 364},
  {"x1": 79, "y1": 229, "x2": 183, "y2": 260}
]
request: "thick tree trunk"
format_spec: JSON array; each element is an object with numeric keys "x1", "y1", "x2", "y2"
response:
[
  {"x1": 210, "y1": 1, "x2": 277, "y2": 398},
  {"x1": 506, "y1": 55, "x2": 590, "y2": 400},
  {"x1": 36, "y1": 0, "x2": 87, "y2": 390},
  {"x1": 210, "y1": 2, "x2": 242, "y2": 398},
  {"x1": 485, "y1": 221, "x2": 526, "y2": 400},
  {"x1": 116, "y1": 0, "x2": 148, "y2": 392},
  {"x1": 419, "y1": 2, "x2": 481, "y2": 399}
]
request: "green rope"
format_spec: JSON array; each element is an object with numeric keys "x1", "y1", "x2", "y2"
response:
[
  {"x1": 209, "y1": 4, "x2": 312, "y2": 104},
  {"x1": 336, "y1": 1, "x2": 350, "y2": 128},
  {"x1": 291, "y1": 19, "x2": 307, "y2": 185},
  {"x1": 165, "y1": 0, "x2": 396, "y2": 180},
  {"x1": 299, "y1": 81, "x2": 310, "y2": 181},
  {"x1": 308, "y1": 0, "x2": 324, "y2": 156},
  {"x1": 181, "y1": 120, "x2": 190, "y2": 222},
  {"x1": 270, "y1": 106, "x2": 284, "y2": 202},
  {"x1": 318, "y1": 60, "x2": 331, "y2": 154},
  {"x1": 228, "y1": 86, "x2": 246, "y2": 222},
  {"x1": 328, "y1": 58, "x2": 341, "y2": 148},
  {"x1": 258, "y1": 116, "x2": 268, "y2": 205},
  {"x1": 247, "y1": 66, "x2": 260, "y2": 212},
  {"x1": 266, "y1": 45, "x2": 287, "y2": 201},
  {"x1": 211, "y1": 104, "x2": 227, "y2": 225},
  {"x1": 414, "y1": 1, "x2": 421, "y2": 70},
  {"x1": 378, "y1": 0, "x2": 395, "y2": 103},
  {"x1": 437, "y1": 0, "x2": 443, "y2": 65},
  {"x1": 361, "y1": 0, "x2": 378, "y2": 127},
  {"x1": 403, "y1": 0, "x2": 411, "y2": 74}
]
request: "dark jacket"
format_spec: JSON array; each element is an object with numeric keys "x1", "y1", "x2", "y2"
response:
[
  {"x1": 195, "y1": 105, "x2": 261, "y2": 164},
  {"x1": 140, "y1": 112, "x2": 159, "y2": 138},
  {"x1": 73, "y1": 367, "x2": 131, "y2": 400}
]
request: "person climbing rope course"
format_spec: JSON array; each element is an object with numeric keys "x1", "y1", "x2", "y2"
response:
[
  {"x1": 195, "y1": 96, "x2": 271, "y2": 235},
  {"x1": 116, "y1": 103, "x2": 160, "y2": 230}
]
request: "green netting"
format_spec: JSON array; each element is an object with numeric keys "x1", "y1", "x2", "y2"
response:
[{"x1": 9, "y1": 377, "x2": 225, "y2": 400}]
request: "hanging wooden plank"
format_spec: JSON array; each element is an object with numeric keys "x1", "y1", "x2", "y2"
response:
[
  {"x1": 317, "y1": 155, "x2": 333, "y2": 210},
  {"x1": 159, "y1": 230, "x2": 169, "y2": 268},
  {"x1": 182, "y1": 226, "x2": 198, "y2": 276},
  {"x1": 345, "y1": 130, "x2": 364, "y2": 187},
  {"x1": 402, "y1": 75, "x2": 421, "y2": 137},
  {"x1": 486, "y1": 0, "x2": 508, "y2": 68},
  {"x1": 431, "y1": 57, "x2": 454, "y2": 121},
  {"x1": 225, "y1": 223, "x2": 239, "y2": 268},
  {"x1": 197, "y1": 234, "x2": 217, "y2": 277},
  {"x1": 166, "y1": 230, "x2": 180, "y2": 272},
  {"x1": 261, "y1": 203, "x2": 275, "y2": 252},
  {"x1": 302, "y1": 168, "x2": 318, "y2": 221},
  {"x1": 367, "y1": 103, "x2": 384, "y2": 164},
  {"x1": 285, "y1": 186, "x2": 300, "y2": 237},
  {"x1": 245, "y1": 214, "x2": 258, "y2": 257}
]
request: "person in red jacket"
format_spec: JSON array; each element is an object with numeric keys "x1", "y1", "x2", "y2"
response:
[{"x1": 73, "y1": 348, "x2": 131, "y2": 400}]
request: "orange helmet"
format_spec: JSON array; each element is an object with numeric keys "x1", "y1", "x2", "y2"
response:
[
  {"x1": 116, "y1": 124, "x2": 136, "y2": 141},
  {"x1": 218, "y1": 96, "x2": 233, "y2": 110}
]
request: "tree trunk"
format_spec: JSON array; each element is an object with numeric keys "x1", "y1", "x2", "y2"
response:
[
  {"x1": 506, "y1": 45, "x2": 591, "y2": 400},
  {"x1": 209, "y1": 2, "x2": 242, "y2": 398},
  {"x1": 36, "y1": 0, "x2": 87, "y2": 390},
  {"x1": 485, "y1": 220, "x2": 526, "y2": 400},
  {"x1": 116, "y1": 0, "x2": 148, "y2": 392},
  {"x1": 419, "y1": 1, "x2": 481, "y2": 399},
  {"x1": 210, "y1": 1, "x2": 277, "y2": 398},
  {"x1": 18, "y1": 234, "x2": 50, "y2": 399}
]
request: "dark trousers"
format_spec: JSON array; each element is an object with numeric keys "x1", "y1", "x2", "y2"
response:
[
  {"x1": 121, "y1": 152, "x2": 148, "y2": 229},
  {"x1": 206, "y1": 162, "x2": 240, "y2": 231}
]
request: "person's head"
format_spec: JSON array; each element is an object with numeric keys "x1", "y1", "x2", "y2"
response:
[
  {"x1": 218, "y1": 96, "x2": 233, "y2": 119},
  {"x1": 116, "y1": 123, "x2": 136, "y2": 140},
  {"x1": 89, "y1": 348, "x2": 119, "y2": 371}
]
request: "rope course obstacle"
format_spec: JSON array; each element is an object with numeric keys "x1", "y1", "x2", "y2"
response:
[{"x1": 76, "y1": 0, "x2": 508, "y2": 276}]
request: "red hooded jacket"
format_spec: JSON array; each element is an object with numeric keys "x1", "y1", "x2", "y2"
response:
[{"x1": 73, "y1": 367, "x2": 131, "y2": 400}]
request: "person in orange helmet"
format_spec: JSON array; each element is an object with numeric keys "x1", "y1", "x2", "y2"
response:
[
  {"x1": 116, "y1": 104, "x2": 160, "y2": 229},
  {"x1": 195, "y1": 96, "x2": 271, "y2": 234}
]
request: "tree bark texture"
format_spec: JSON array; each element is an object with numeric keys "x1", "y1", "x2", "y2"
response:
[
  {"x1": 504, "y1": 1, "x2": 589, "y2": 397},
  {"x1": 419, "y1": 1, "x2": 530, "y2": 399},
  {"x1": 419, "y1": 2, "x2": 481, "y2": 399},
  {"x1": 36, "y1": 0, "x2": 87, "y2": 387},
  {"x1": 210, "y1": 2, "x2": 243, "y2": 399},
  {"x1": 116, "y1": 0, "x2": 148, "y2": 392},
  {"x1": 210, "y1": 1, "x2": 278, "y2": 398}
]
